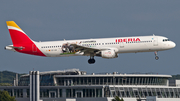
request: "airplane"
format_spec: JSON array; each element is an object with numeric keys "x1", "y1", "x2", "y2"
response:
[{"x1": 5, "y1": 21, "x2": 176, "y2": 64}]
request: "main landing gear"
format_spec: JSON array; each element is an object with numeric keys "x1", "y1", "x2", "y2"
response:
[
  {"x1": 88, "y1": 56, "x2": 95, "y2": 64},
  {"x1": 154, "y1": 51, "x2": 159, "y2": 60}
]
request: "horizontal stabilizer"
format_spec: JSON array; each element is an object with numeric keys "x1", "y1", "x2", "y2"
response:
[{"x1": 5, "y1": 45, "x2": 24, "y2": 51}]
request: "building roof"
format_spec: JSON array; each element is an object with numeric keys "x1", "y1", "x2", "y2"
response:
[
  {"x1": 20, "y1": 69, "x2": 172, "y2": 78},
  {"x1": 54, "y1": 74, "x2": 172, "y2": 78},
  {"x1": 21, "y1": 69, "x2": 84, "y2": 77}
]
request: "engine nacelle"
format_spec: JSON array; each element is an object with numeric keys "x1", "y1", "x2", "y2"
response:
[{"x1": 101, "y1": 50, "x2": 118, "y2": 59}]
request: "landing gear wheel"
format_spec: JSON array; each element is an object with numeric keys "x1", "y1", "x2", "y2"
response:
[
  {"x1": 91, "y1": 59, "x2": 95, "y2": 63},
  {"x1": 154, "y1": 51, "x2": 159, "y2": 60},
  {"x1": 155, "y1": 56, "x2": 159, "y2": 60},
  {"x1": 88, "y1": 55, "x2": 96, "y2": 64},
  {"x1": 88, "y1": 59, "x2": 91, "y2": 64},
  {"x1": 88, "y1": 59, "x2": 96, "y2": 64}
]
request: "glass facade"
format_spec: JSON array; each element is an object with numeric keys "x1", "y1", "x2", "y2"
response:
[
  {"x1": 65, "y1": 88, "x2": 102, "y2": 98},
  {"x1": 56, "y1": 77, "x2": 168, "y2": 86},
  {"x1": 40, "y1": 89, "x2": 61, "y2": 98},
  {"x1": 19, "y1": 74, "x2": 54, "y2": 86},
  {"x1": 19, "y1": 71, "x2": 81, "y2": 86},
  {"x1": 40, "y1": 75, "x2": 54, "y2": 86},
  {"x1": 14, "y1": 71, "x2": 180, "y2": 100},
  {"x1": 2, "y1": 87, "x2": 180, "y2": 99},
  {"x1": 19, "y1": 76, "x2": 29, "y2": 86},
  {"x1": 39, "y1": 88, "x2": 102, "y2": 98},
  {"x1": 3, "y1": 89, "x2": 23, "y2": 98},
  {"x1": 108, "y1": 87, "x2": 180, "y2": 98}
]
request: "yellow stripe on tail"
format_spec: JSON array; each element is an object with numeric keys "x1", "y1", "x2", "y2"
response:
[{"x1": 6, "y1": 21, "x2": 22, "y2": 31}]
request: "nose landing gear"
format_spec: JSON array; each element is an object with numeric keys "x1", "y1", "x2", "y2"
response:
[
  {"x1": 154, "y1": 51, "x2": 159, "y2": 60},
  {"x1": 88, "y1": 56, "x2": 95, "y2": 64}
]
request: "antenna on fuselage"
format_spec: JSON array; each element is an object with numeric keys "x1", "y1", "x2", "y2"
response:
[
  {"x1": 64, "y1": 39, "x2": 66, "y2": 41},
  {"x1": 153, "y1": 34, "x2": 155, "y2": 36}
]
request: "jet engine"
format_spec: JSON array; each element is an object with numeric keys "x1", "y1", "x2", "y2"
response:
[{"x1": 101, "y1": 50, "x2": 118, "y2": 59}]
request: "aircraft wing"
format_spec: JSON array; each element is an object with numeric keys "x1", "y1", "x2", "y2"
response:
[{"x1": 70, "y1": 44, "x2": 107, "y2": 55}]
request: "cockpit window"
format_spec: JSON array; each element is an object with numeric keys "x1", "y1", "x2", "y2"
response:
[{"x1": 163, "y1": 39, "x2": 170, "y2": 42}]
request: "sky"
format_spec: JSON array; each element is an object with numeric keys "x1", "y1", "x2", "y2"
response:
[{"x1": 0, "y1": 0, "x2": 179, "y2": 75}]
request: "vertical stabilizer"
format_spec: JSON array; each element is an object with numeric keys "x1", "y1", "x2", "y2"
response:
[
  {"x1": 6, "y1": 21, "x2": 45, "y2": 56},
  {"x1": 6, "y1": 21, "x2": 33, "y2": 46}
]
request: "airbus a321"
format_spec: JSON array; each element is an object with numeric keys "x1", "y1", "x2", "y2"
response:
[{"x1": 5, "y1": 21, "x2": 176, "y2": 64}]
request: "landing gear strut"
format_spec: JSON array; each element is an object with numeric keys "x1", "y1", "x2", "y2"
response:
[
  {"x1": 88, "y1": 56, "x2": 95, "y2": 64},
  {"x1": 154, "y1": 51, "x2": 159, "y2": 60}
]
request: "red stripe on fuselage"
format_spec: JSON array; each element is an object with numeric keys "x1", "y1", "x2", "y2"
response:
[{"x1": 8, "y1": 29, "x2": 46, "y2": 57}]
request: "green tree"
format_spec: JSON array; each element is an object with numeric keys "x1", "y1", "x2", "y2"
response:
[
  {"x1": 112, "y1": 96, "x2": 124, "y2": 101},
  {"x1": 0, "y1": 91, "x2": 16, "y2": 101},
  {"x1": 0, "y1": 83, "x2": 12, "y2": 86}
]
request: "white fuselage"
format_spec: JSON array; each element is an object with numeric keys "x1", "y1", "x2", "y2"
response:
[
  {"x1": 34, "y1": 35, "x2": 176, "y2": 57},
  {"x1": 5, "y1": 21, "x2": 176, "y2": 64}
]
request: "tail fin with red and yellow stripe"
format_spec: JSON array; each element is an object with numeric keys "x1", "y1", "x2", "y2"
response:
[
  {"x1": 5, "y1": 21, "x2": 45, "y2": 56},
  {"x1": 6, "y1": 21, "x2": 33, "y2": 46}
]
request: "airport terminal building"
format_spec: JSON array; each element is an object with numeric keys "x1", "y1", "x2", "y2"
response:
[{"x1": 1, "y1": 69, "x2": 180, "y2": 101}]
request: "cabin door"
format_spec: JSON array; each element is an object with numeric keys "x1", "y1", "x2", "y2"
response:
[{"x1": 153, "y1": 37, "x2": 158, "y2": 46}]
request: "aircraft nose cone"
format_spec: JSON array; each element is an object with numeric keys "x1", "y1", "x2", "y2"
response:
[
  {"x1": 172, "y1": 42, "x2": 176, "y2": 48},
  {"x1": 170, "y1": 42, "x2": 176, "y2": 48}
]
